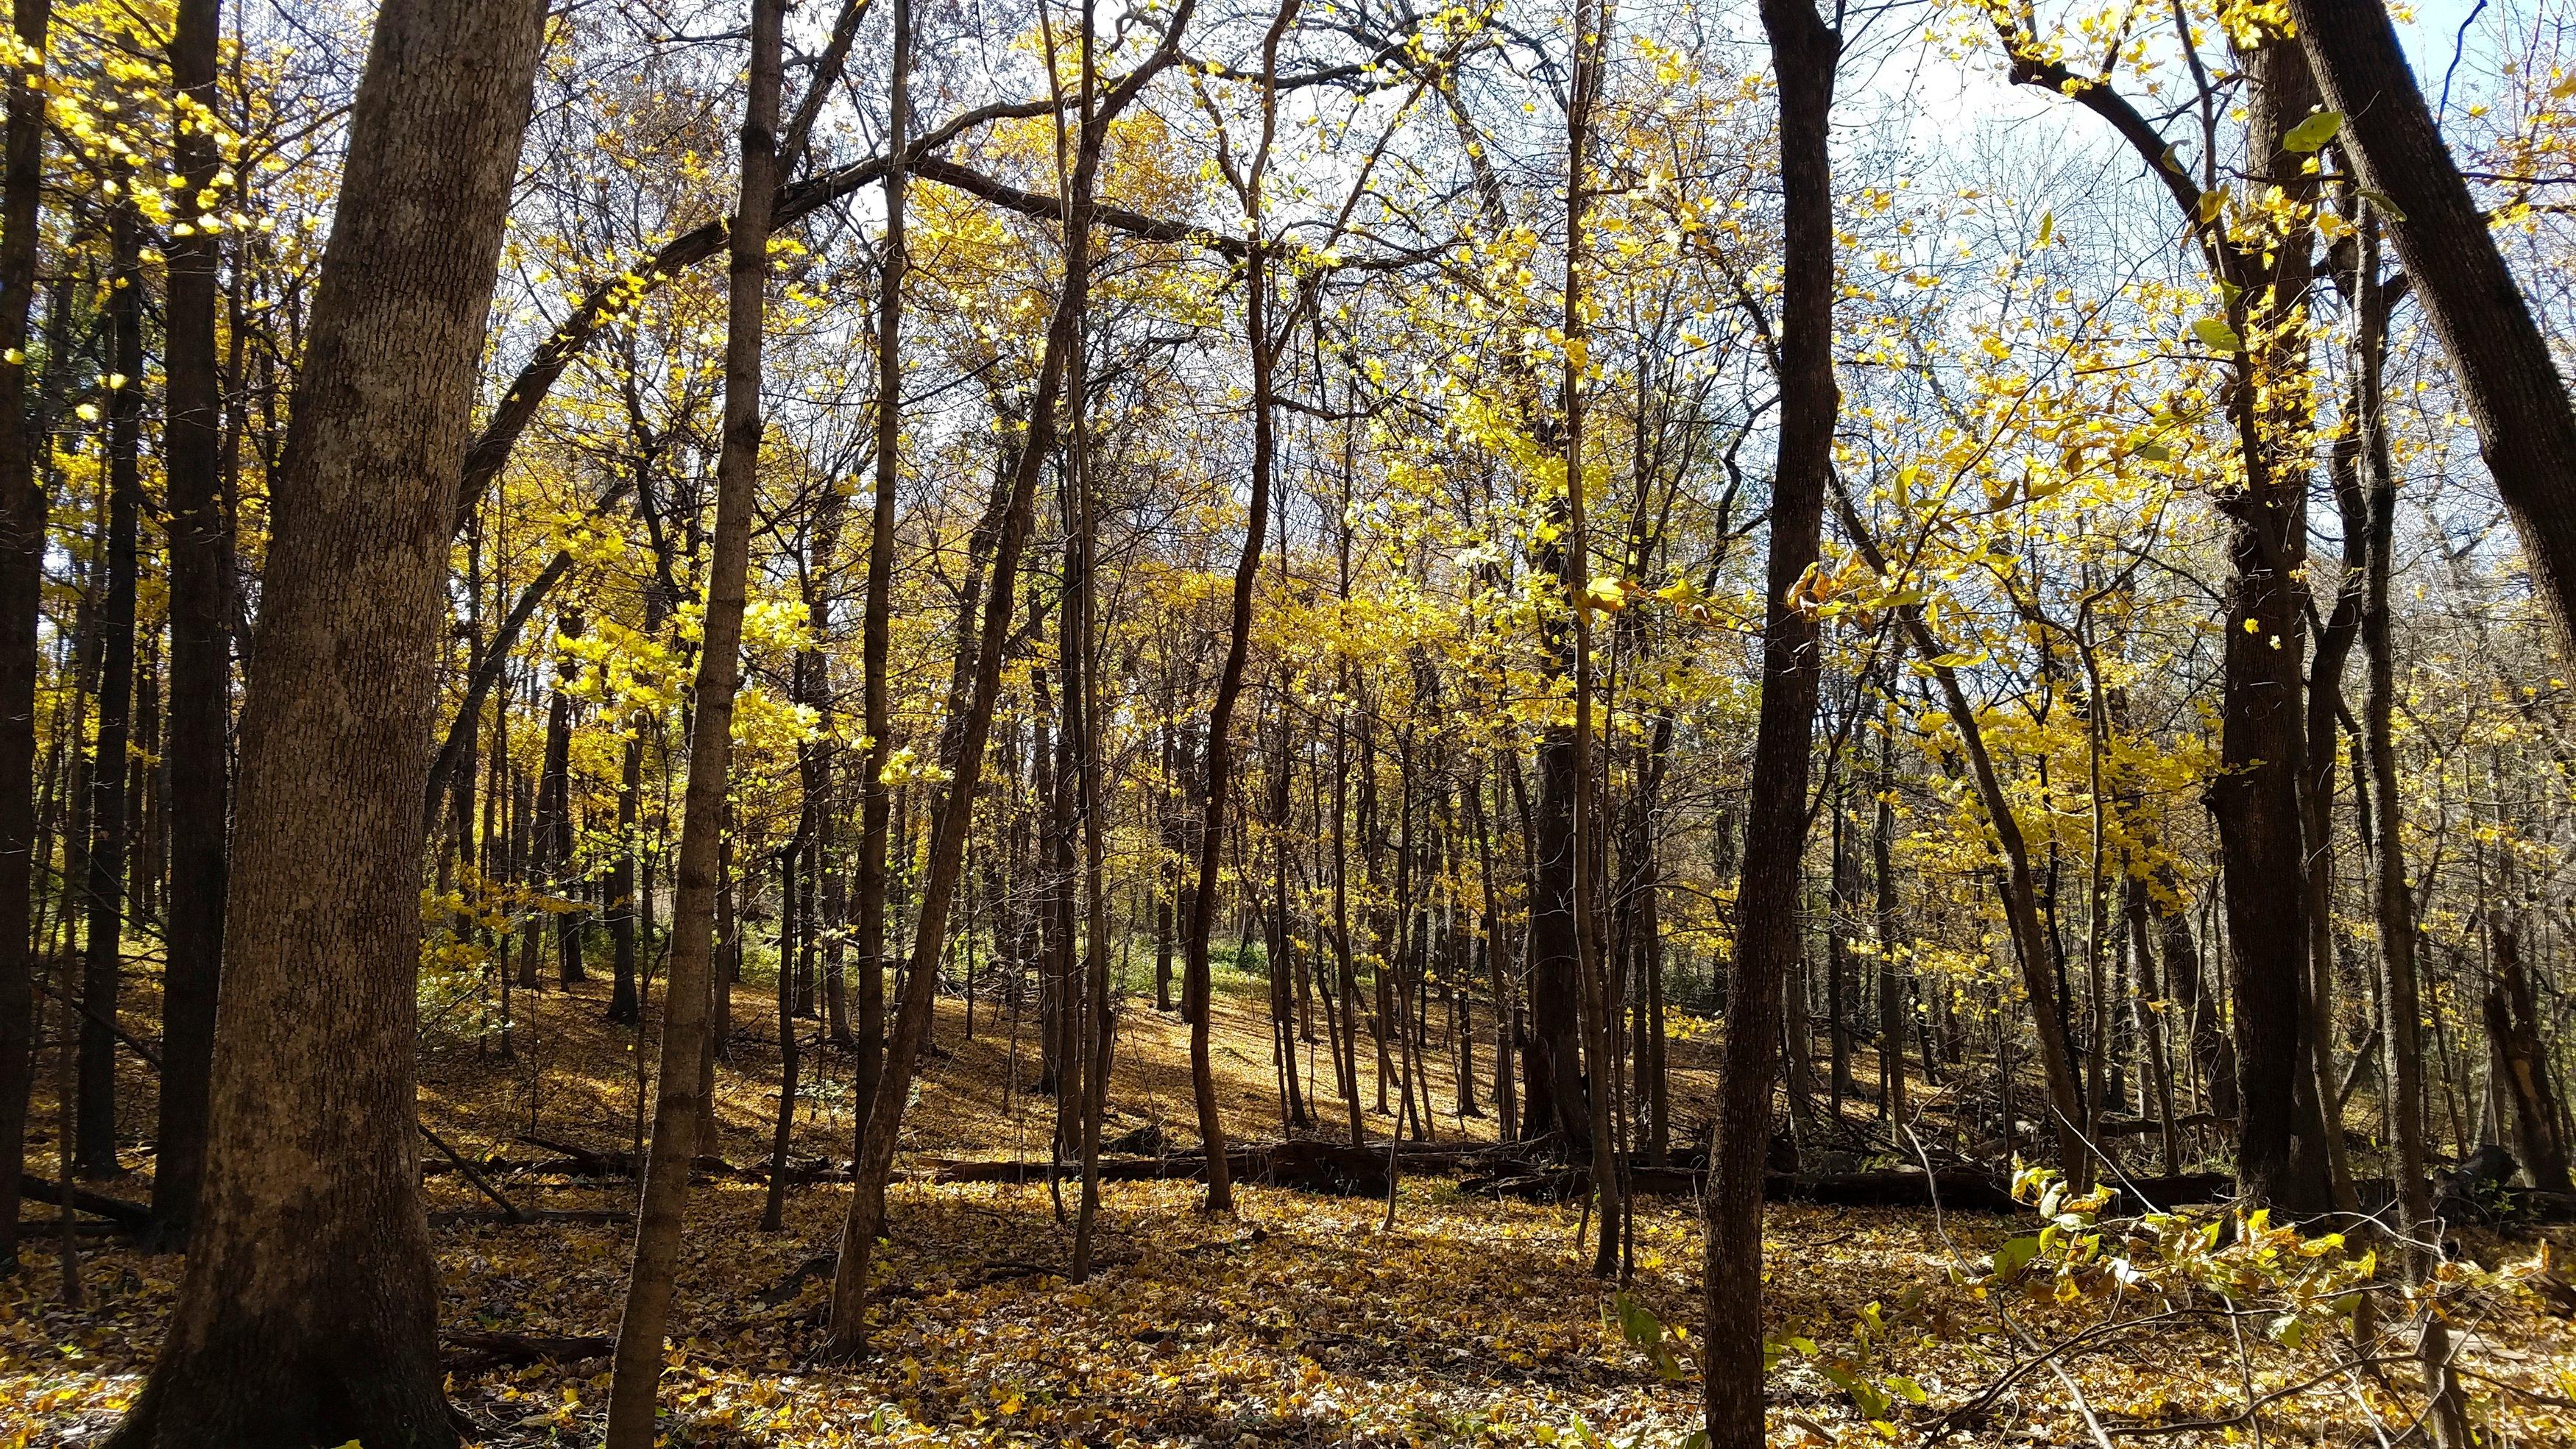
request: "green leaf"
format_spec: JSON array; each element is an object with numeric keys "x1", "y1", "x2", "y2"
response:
[
  {"x1": 2357, "y1": 188, "x2": 2408, "y2": 222},
  {"x1": 2283, "y1": 110, "x2": 2344, "y2": 153},
  {"x1": 1616, "y1": 1292, "x2": 1663, "y2": 1347},
  {"x1": 2193, "y1": 316, "x2": 2246, "y2": 353},
  {"x1": 1990, "y1": 1234, "x2": 2045, "y2": 1280},
  {"x1": 2131, "y1": 441, "x2": 2171, "y2": 462},
  {"x1": 1888, "y1": 1375, "x2": 1931, "y2": 1405},
  {"x1": 1683, "y1": 1434, "x2": 1711, "y2": 1449}
]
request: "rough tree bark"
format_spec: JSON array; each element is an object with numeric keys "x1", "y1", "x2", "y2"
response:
[
  {"x1": 2212, "y1": 35, "x2": 2333, "y2": 1214},
  {"x1": 106, "y1": 0, "x2": 545, "y2": 1440},
  {"x1": 1705, "y1": 3, "x2": 1837, "y2": 1442}
]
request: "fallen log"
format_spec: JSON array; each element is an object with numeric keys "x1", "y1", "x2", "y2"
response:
[
  {"x1": 926, "y1": 1139, "x2": 1425, "y2": 1195},
  {"x1": 756, "y1": 1251, "x2": 838, "y2": 1306},
  {"x1": 430, "y1": 1207, "x2": 630, "y2": 1230},
  {"x1": 2091, "y1": 1113, "x2": 2232, "y2": 1138},
  {"x1": 1457, "y1": 1166, "x2": 2239, "y2": 1213},
  {"x1": 511, "y1": 1135, "x2": 747, "y2": 1180},
  {"x1": 19, "y1": 1177, "x2": 152, "y2": 1228},
  {"x1": 444, "y1": 1328, "x2": 615, "y2": 1372}
]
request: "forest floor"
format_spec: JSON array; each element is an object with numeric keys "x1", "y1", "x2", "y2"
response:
[{"x1": 7, "y1": 957, "x2": 2576, "y2": 1447}]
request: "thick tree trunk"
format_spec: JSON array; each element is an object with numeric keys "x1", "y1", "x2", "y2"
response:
[
  {"x1": 2212, "y1": 37, "x2": 2332, "y2": 1215},
  {"x1": 1706, "y1": 3, "x2": 1837, "y2": 1441},
  {"x1": 603, "y1": 0, "x2": 781, "y2": 1437},
  {"x1": 108, "y1": 0, "x2": 544, "y2": 1439},
  {"x1": 151, "y1": 0, "x2": 229, "y2": 1244},
  {"x1": 2288, "y1": 0, "x2": 2576, "y2": 648}
]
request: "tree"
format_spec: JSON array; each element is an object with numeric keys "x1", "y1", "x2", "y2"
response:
[
  {"x1": 107, "y1": 0, "x2": 547, "y2": 1439},
  {"x1": 0, "y1": 0, "x2": 48, "y2": 1274},
  {"x1": 151, "y1": 0, "x2": 230, "y2": 1243},
  {"x1": 823, "y1": 0, "x2": 1201, "y2": 1357},
  {"x1": 2288, "y1": 0, "x2": 2576, "y2": 650},
  {"x1": 1704, "y1": 1, "x2": 1838, "y2": 1442},
  {"x1": 605, "y1": 0, "x2": 784, "y2": 1436}
]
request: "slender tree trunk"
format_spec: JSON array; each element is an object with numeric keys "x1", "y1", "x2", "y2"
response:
[
  {"x1": 1875, "y1": 694, "x2": 1906, "y2": 1135},
  {"x1": 538, "y1": 614, "x2": 581, "y2": 990},
  {"x1": 1560, "y1": 0, "x2": 1617, "y2": 1272},
  {"x1": 1181, "y1": 198, "x2": 1294, "y2": 1218},
  {"x1": 609, "y1": 731, "x2": 642, "y2": 1011},
  {"x1": 0, "y1": 0, "x2": 45, "y2": 1273},
  {"x1": 109, "y1": 0, "x2": 544, "y2": 1438},
  {"x1": 1827, "y1": 793, "x2": 1855, "y2": 1115},
  {"x1": 761, "y1": 843, "x2": 801, "y2": 1232},
  {"x1": 74, "y1": 207, "x2": 142, "y2": 1179},
  {"x1": 1706, "y1": 4, "x2": 1837, "y2": 1441},
  {"x1": 2356, "y1": 224, "x2": 2432, "y2": 1250},
  {"x1": 603, "y1": 0, "x2": 781, "y2": 1437},
  {"x1": 1473, "y1": 762, "x2": 1515, "y2": 1141},
  {"x1": 823, "y1": 2, "x2": 1196, "y2": 1352},
  {"x1": 151, "y1": 0, "x2": 229, "y2": 1244},
  {"x1": 1066, "y1": 269, "x2": 1117, "y2": 1269},
  {"x1": 849, "y1": 0, "x2": 910, "y2": 1152}
]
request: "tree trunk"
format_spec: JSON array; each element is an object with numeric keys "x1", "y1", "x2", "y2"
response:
[
  {"x1": 823, "y1": 3, "x2": 1196, "y2": 1353},
  {"x1": 2357, "y1": 214, "x2": 2432, "y2": 1247},
  {"x1": 1525, "y1": 733, "x2": 1587, "y2": 1145},
  {"x1": 151, "y1": 0, "x2": 229, "y2": 1245},
  {"x1": 2211, "y1": 35, "x2": 2332, "y2": 1215},
  {"x1": 603, "y1": 0, "x2": 781, "y2": 1436},
  {"x1": 1875, "y1": 699, "x2": 1906, "y2": 1134},
  {"x1": 108, "y1": 0, "x2": 544, "y2": 1439},
  {"x1": 849, "y1": 0, "x2": 910, "y2": 1144},
  {"x1": 609, "y1": 731, "x2": 641, "y2": 1010},
  {"x1": 0, "y1": 0, "x2": 46, "y2": 1275},
  {"x1": 2288, "y1": 0, "x2": 2576, "y2": 648},
  {"x1": 539, "y1": 614, "x2": 581, "y2": 989},
  {"x1": 2485, "y1": 924, "x2": 2571, "y2": 1193},
  {"x1": 75, "y1": 206, "x2": 142, "y2": 1179},
  {"x1": 1706, "y1": 4, "x2": 1836, "y2": 1442}
]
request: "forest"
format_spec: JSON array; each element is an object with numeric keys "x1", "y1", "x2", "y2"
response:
[{"x1": 5, "y1": 0, "x2": 2576, "y2": 1442}]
